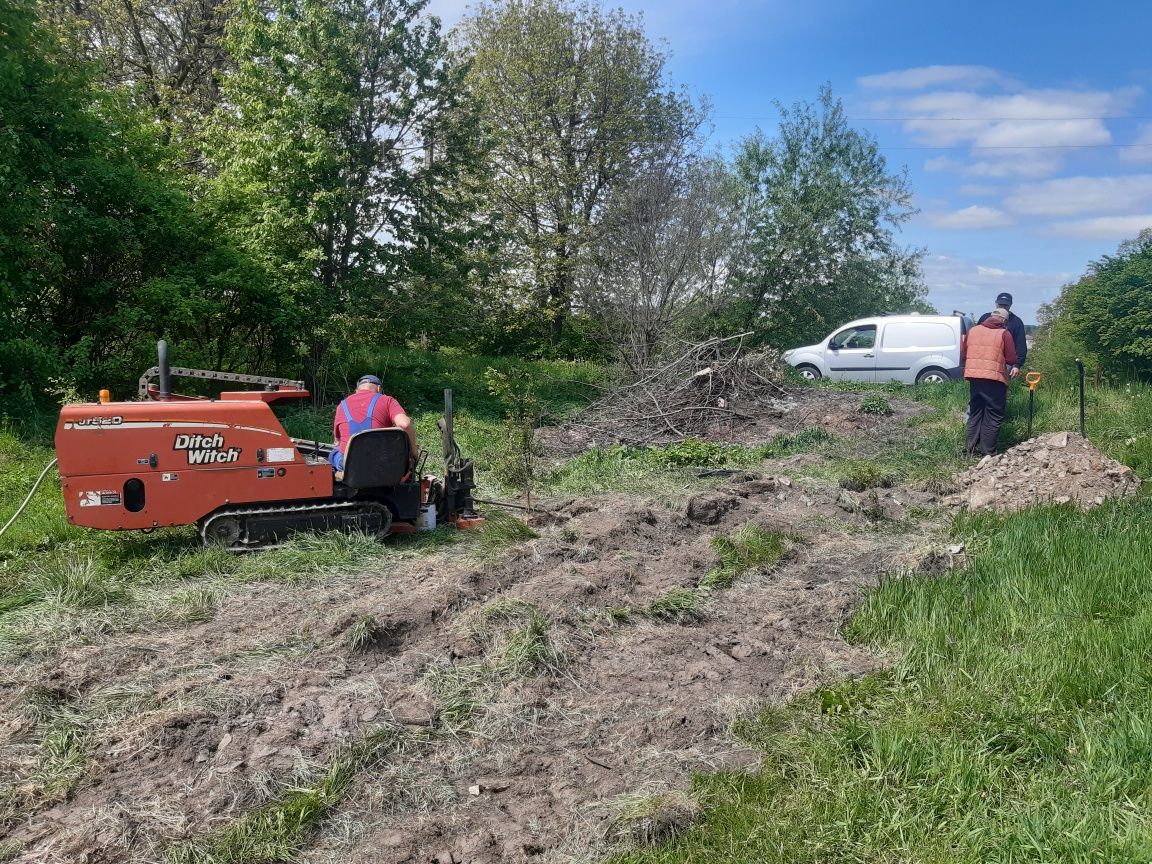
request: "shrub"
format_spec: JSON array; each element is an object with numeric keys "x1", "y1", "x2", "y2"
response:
[{"x1": 858, "y1": 394, "x2": 893, "y2": 416}]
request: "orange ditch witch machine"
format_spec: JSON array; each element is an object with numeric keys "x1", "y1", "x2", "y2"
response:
[{"x1": 55, "y1": 342, "x2": 483, "y2": 549}]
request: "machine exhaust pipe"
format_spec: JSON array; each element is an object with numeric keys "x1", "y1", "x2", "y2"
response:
[{"x1": 158, "y1": 340, "x2": 172, "y2": 401}]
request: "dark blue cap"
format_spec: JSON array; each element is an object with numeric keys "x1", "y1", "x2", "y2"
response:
[
  {"x1": 995, "y1": 292, "x2": 1013, "y2": 307},
  {"x1": 357, "y1": 374, "x2": 381, "y2": 386}
]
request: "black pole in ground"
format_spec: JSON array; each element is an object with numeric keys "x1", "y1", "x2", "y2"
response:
[
  {"x1": 1075, "y1": 358, "x2": 1086, "y2": 437},
  {"x1": 1028, "y1": 387, "x2": 1035, "y2": 437}
]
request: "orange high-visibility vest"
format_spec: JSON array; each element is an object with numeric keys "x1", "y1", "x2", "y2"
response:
[{"x1": 964, "y1": 324, "x2": 1009, "y2": 385}]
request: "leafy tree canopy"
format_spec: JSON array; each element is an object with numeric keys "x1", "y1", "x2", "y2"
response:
[{"x1": 729, "y1": 85, "x2": 926, "y2": 349}]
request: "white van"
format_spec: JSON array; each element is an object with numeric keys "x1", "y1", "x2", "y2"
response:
[{"x1": 782, "y1": 314, "x2": 965, "y2": 384}]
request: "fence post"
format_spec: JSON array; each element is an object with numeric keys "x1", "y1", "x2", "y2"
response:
[{"x1": 1075, "y1": 358, "x2": 1086, "y2": 438}]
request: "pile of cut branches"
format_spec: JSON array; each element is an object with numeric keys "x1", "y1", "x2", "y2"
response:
[{"x1": 562, "y1": 333, "x2": 789, "y2": 447}]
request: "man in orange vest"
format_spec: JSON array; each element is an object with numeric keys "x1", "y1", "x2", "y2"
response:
[{"x1": 961, "y1": 307, "x2": 1018, "y2": 456}]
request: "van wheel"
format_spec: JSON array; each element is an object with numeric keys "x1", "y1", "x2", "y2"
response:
[
  {"x1": 916, "y1": 367, "x2": 949, "y2": 384},
  {"x1": 796, "y1": 364, "x2": 822, "y2": 381}
]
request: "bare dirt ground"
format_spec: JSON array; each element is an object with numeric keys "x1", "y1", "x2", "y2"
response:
[{"x1": 1, "y1": 391, "x2": 951, "y2": 864}]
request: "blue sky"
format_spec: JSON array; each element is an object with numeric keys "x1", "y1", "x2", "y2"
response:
[{"x1": 428, "y1": 0, "x2": 1152, "y2": 324}]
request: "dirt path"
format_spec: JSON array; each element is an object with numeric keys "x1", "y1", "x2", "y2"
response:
[{"x1": 2, "y1": 466, "x2": 946, "y2": 863}]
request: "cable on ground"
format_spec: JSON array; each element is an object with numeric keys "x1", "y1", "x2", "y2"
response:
[{"x1": 0, "y1": 458, "x2": 58, "y2": 540}]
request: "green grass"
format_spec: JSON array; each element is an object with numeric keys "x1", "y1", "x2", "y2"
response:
[
  {"x1": 612, "y1": 497, "x2": 1152, "y2": 864},
  {"x1": 700, "y1": 524, "x2": 791, "y2": 590},
  {"x1": 166, "y1": 725, "x2": 420, "y2": 864},
  {"x1": 606, "y1": 525, "x2": 792, "y2": 627},
  {"x1": 543, "y1": 428, "x2": 834, "y2": 496},
  {"x1": 424, "y1": 598, "x2": 565, "y2": 732}
]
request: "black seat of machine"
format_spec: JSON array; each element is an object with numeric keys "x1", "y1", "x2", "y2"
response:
[{"x1": 341, "y1": 428, "x2": 410, "y2": 488}]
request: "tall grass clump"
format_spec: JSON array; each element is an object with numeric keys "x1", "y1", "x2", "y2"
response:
[
  {"x1": 611, "y1": 496, "x2": 1152, "y2": 864},
  {"x1": 472, "y1": 510, "x2": 537, "y2": 561}
]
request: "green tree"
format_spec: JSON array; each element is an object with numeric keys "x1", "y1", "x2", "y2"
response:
[
  {"x1": 206, "y1": 0, "x2": 481, "y2": 382},
  {"x1": 0, "y1": 0, "x2": 300, "y2": 406},
  {"x1": 1042, "y1": 229, "x2": 1152, "y2": 380},
  {"x1": 457, "y1": 0, "x2": 705, "y2": 350},
  {"x1": 729, "y1": 85, "x2": 925, "y2": 348},
  {"x1": 41, "y1": 0, "x2": 229, "y2": 146},
  {"x1": 582, "y1": 155, "x2": 738, "y2": 370}
]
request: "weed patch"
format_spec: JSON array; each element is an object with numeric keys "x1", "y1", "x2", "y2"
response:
[
  {"x1": 472, "y1": 510, "x2": 537, "y2": 561},
  {"x1": 544, "y1": 428, "x2": 834, "y2": 496},
  {"x1": 604, "y1": 525, "x2": 790, "y2": 628},
  {"x1": 31, "y1": 556, "x2": 131, "y2": 609},
  {"x1": 347, "y1": 615, "x2": 384, "y2": 653},
  {"x1": 157, "y1": 587, "x2": 220, "y2": 625},
  {"x1": 837, "y1": 463, "x2": 896, "y2": 492},
  {"x1": 607, "y1": 790, "x2": 702, "y2": 847},
  {"x1": 857, "y1": 394, "x2": 893, "y2": 416},
  {"x1": 645, "y1": 588, "x2": 706, "y2": 624},
  {"x1": 425, "y1": 599, "x2": 564, "y2": 732}
]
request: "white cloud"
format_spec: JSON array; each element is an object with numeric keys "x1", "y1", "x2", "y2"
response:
[
  {"x1": 958, "y1": 184, "x2": 1002, "y2": 197},
  {"x1": 928, "y1": 205, "x2": 1013, "y2": 229},
  {"x1": 1004, "y1": 174, "x2": 1152, "y2": 217},
  {"x1": 921, "y1": 254, "x2": 1070, "y2": 324},
  {"x1": 1045, "y1": 215, "x2": 1152, "y2": 240},
  {"x1": 858, "y1": 65, "x2": 1005, "y2": 91},
  {"x1": 1121, "y1": 123, "x2": 1152, "y2": 164},
  {"x1": 880, "y1": 84, "x2": 1139, "y2": 182},
  {"x1": 925, "y1": 153, "x2": 1065, "y2": 179},
  {"x1": 895, "y1": 88, "x2": 1138, "y2": 148}
]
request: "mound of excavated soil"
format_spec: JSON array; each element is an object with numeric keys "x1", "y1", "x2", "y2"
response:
[{"x1": 950, "y1": 431, "x2": 1140, "y2": 513}]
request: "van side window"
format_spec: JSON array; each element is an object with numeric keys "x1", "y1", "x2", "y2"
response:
[
  {"x1": 831, "y1": 325, "x2": 876, "y2": 350},
  {"x1": 882, "y1": 322, "x2": 955, "y2": 349}
]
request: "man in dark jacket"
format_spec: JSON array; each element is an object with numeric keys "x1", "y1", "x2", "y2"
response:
[
  {"x1": 977, "y1": 292, "x2": 1027, "y2": 377},
  {"x1": 961, "y1": 308, "x2": 1018, "y2": 456}
]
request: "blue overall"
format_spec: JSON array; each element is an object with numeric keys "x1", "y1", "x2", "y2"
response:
[{"x1": 330, "y1": 393, "x2": 380, "y2": 473}]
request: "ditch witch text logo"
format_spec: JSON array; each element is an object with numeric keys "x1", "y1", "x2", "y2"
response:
[{"x1": 173, "y1": 433, "x2": 242, "y2": 464}]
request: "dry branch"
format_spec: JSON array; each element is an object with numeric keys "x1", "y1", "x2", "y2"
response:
[{"x1": 555, "y1": 335, "x2": 788, "y2": 447}]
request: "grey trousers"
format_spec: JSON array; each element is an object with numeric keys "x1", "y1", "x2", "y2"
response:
[{"x1": 965, "y1": 378, "x2": 1007, "y2": 456}]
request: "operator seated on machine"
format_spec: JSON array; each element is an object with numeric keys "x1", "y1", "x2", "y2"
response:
[{"x1": 330, "y1": 375, "x2": 420, "y2": 481}]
